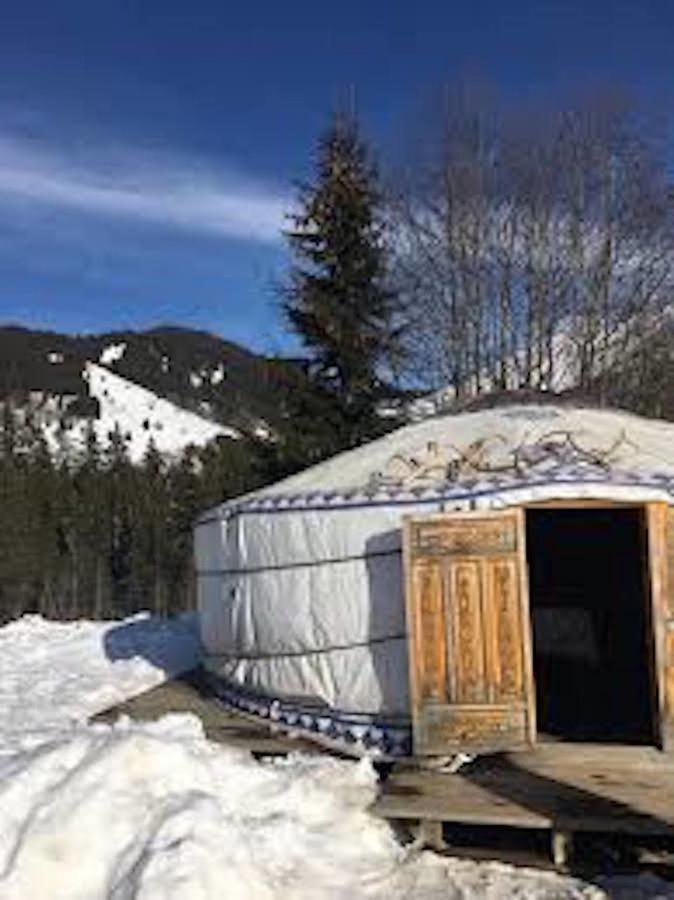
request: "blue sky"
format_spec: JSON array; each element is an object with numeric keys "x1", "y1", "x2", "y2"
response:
[{"x1": 0, "y1": 0, "x2": 672, "y2": 353}]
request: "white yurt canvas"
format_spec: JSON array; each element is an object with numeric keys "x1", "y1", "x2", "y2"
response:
[{"x1": 194, "y1": 403, "x2": 674, "y2": 757}]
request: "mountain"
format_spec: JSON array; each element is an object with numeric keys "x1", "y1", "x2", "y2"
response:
[{"x1": 0, "y1": 325, "x2": 306, "y2": 462}]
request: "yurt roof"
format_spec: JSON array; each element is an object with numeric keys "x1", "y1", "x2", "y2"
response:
[{"x1": 198, "y1": 404, "x2": 674, "y2": 521}]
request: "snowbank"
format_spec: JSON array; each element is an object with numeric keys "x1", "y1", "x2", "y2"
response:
[
  {"x1": 0, "y1": 612, "x2": 664, "y2": 898},
  {"x1": 0, "y1": 612, "x2": 201, "y2": 754},
  {"x1": 0, "y1": 713, "x2": 602, "y2": 900}
]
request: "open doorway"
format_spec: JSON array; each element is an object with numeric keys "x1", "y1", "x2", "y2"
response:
[{"x1": 526, "y1": 507, "x2": 656, "y2": 745}]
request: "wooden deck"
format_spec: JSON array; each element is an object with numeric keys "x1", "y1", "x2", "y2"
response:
[
  {"x1": 93, "y1": 671, "x2": 322, "y2": 757},
  {"x1": 94, "y1": 673, "x2": 674, "y2": 869},
  {"x1": 374, "y1": 747, "x2": 674, "y2": 864}
]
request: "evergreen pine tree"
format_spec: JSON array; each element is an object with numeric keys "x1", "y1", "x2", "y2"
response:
[
  {"x1": 23, "y1": 410, "x2": 61, "y2": 617},
  {"x1": 74, "y1": 422, "x2": 108, "y2": 618},
  {"x1": 0, "y1": 402, "x2": 38, "y2": 619},
  {"x1": 104, "y1": 425, "x2": 135, "y2": 617},
  {"x1": 0, "y1": 400, "x2": 18, "y2": 459},
  {"x1": 135, "y1": 439, "x2": 170, "y2": 615},
  {"x1": 167, "y1": 446, "x2": 202, "y2": 612},
  {"x1": 283, "y1": 111, "x2": 397, "y2": 448}
]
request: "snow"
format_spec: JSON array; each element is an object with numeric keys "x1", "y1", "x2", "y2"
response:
[
  {"x1": 0, "y1": 612, "x2": 201, "y2": 754},
  {"x1": 80, "y1": 362, "x2": 240, "y2": 462},
  {"x1": 99, "y1": 342, "x2": 127, "y2": 366},
  {"x1": 0, "y1": 721, "x2": 604, "y2": 900},
  {"x1": 0, "y1": 612, "x2": 663, "y2": 899},
  {"x1": 46, "y1": 351, "x2": 64, "y2": 364},
  {"x1": 253, "y1": 419, "x2": 273, "y2": 440},
  {"x1": 190, "y1": 365, "x2": 225, "y2": 388},
  {"x1": 30, "y1": 358, "x2": 241, "y2": 463}
]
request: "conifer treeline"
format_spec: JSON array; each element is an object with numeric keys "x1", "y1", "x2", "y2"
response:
[{"x1": 0, "y1": 408, "x2": 284, "y2": 624}]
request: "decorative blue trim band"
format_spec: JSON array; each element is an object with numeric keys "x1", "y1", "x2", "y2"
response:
[
  {"x1": 202, "y1": 671, "x2": 412, "y2": 758},
  {"x1": 196, "y1": 465, "x2": 674, "y2": 524}
]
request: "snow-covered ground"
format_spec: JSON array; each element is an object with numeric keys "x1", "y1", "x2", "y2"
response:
[
  {"x1": 0, "y1": 613, "x2": 668, "y2": 899},
  {"x1": 0, "y1": 613, "x2": 201, "y2": 753}
]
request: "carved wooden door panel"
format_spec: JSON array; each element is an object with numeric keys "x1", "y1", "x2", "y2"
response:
[{"x1": 403, "y1": 509, "x2": 535, "y2": 756}]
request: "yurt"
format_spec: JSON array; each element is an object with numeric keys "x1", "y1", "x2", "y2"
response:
[{"x1": 194, "y1": 403, "x2": 674, "y2": 759}]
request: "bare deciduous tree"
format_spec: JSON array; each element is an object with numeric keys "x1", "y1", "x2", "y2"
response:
[{"x1": 390, "y1": 88, "x2": 674, "y2": 408}]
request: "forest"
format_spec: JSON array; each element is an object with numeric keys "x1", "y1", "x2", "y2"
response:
[{"x1": 0, "y1": 412, "x2": 286, "y2": 624}]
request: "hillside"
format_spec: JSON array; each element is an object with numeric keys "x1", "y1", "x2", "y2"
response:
[{"x1": 0, "y1": 325, "x2": 306, "y2": 461}]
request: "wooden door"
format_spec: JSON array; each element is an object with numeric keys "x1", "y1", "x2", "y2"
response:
[
  {"x1": 646, "y1": 502, "x2": 674, "y2": 751},
  {"x1": 403, "y1": 509, "x2": 535, "y2": 756}
]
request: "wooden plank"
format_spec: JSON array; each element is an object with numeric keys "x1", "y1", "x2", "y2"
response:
[
  {"x1": 373, "y1": 770, "x2": 553, "y2": 830},
  {"x1": 374, "y1": 756, "x2": 674, "y2": 837},
  {"x1": 419, "y1": 704, "x2": 529, "y2": 753},
  {"x1": 666, "y1": 506, "x2": 674, "y2": 618},
  {"x1": 411, "y1": 558, "x2": 447, "y2": 702},
  {"x1": 517, "y1": 507, "x2": 537, "y2": 745},
  {"x1": 667, "y1": 630, "x2": 674, "y2": 740},
  {"x1": 449, "y1": 559, "x2": 486, "y2": 703},
  {"x1": 487, "y1": 557, "x2": 524, "y2": 700},
  {"x1": 412, "y1": 516, "x2": 518, "y2": 556},
  {"x1": 507, "y1": 743, "x2": 674, "y2": 773},
  {"x1": 647, "y1": 502, "x2": 671, "y2": 751},
  {"x1": 469, "y1": 770, "x2": 674, "y2": 833},
  {"x1": 663, "y1": 505, "x2": 674, "y2": 751}
]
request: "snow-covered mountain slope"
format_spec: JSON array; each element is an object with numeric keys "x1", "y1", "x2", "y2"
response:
[
  {"x1": 25, "y1": 360, "x2": 241, "y2": 463},
  {"x1": 0, "y1": 325, "x2": 308, "y2": 462},
  {"x1": 82, "y1": 361, "x2": 239, "y2": 461},
  {"x1": 0, "y1": 612, "x2": 627, "y2": 899}
]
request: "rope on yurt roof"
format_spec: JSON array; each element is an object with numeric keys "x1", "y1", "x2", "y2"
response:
[{"x1": 369, "y1": 428, "x2": 638, "y2": 490}]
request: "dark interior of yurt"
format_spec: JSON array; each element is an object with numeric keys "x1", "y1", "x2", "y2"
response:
[{"x1": 526, "y1": 506, "x2": 655, "y2": 745}]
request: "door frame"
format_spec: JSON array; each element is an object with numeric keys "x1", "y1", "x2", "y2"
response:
[{"x1": 523, "y1": 499, "x2": 667, "y2": 751}]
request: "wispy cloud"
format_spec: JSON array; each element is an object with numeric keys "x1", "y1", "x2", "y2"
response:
[{"x1": 0, "y1": 136, "x2": 288, "y2": 244}]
